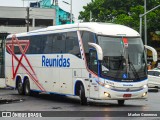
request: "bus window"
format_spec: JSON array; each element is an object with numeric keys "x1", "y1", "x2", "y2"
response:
[
  {"x1": 44, "y1": 34, "x2": 55, "y2": 53},
  {"x1": 55, "y1": 33, "x2": 66, "y2": 53},
  {"x1": 29, "y1": 35, "x2": 46, "y2": 54},
  {"x1": 89, "y1": 49, "x2": 98, "y2": 74},
  {"x1": 66, "y1": 32, "x2": 81, "y2": 58},
  {"x1": 80, "y1": 31, "x2": 95, "y2": 54},
  {"x1": 80, "y1": 31, "x2": 95, "y2": 66},
  {"x1": 44, "y1": 33, "x2": 66, "y2": 54}
]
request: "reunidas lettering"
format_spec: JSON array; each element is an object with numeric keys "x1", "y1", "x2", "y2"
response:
[{"x1": 42, "y1": 55, "x2": 70, "y2": 67}]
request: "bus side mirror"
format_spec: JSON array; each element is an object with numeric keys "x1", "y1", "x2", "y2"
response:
[
  {"x1": 144, "y1": 45, "x2": 157, "y2": 62},
  {"x1": 88, "y1": 42, "x2": 103, "y2": 60}
]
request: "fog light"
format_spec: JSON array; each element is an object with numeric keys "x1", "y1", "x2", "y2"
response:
[
  {"x1": 104, "y1": 92, "x2": 111, "y2": 97},
  {"x1": 142, "y1": 92, "x2": 147, "y2": 97}
]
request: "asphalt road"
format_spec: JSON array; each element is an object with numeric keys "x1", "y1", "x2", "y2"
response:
[{"x1": 0, "y1": 88, "x2": 160, "y2": 120}]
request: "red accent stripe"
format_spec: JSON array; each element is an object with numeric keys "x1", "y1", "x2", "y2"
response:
[
  {"x1": 77, "y1": 31, "x2": 98, "y2": 78},
  {"x1": 6, "y1": 36, "x2": 46, "y2": 92}
]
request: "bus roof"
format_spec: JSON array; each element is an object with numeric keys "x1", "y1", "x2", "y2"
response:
[{"x1": 7, "y1": 22, "x2": 140, "y2": 38}]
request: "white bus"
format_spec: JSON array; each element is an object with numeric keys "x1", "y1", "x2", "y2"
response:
[{"x1": 5, "y1": 22, "x2": 157, "y2": 105}]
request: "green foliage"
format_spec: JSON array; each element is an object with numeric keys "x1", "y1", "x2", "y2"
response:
[{"x1": 79, "y1": 0, "x2": 160, "y2": 32}]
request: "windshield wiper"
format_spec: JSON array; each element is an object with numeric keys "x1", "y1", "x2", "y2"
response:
[
  {"x1": 128, "y1": 56, "x2": 140, "y2": 80},
  {"x1": 115, "y1": 55, "x2": 125, "y2": 79}
]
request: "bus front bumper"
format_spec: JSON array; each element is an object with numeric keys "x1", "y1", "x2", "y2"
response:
[{"x1": 98, "y1": 86, "x2": 148, "y2": 100}]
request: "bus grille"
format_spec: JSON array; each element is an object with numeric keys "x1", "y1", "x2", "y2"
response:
[{"x1": 111, "y1": 87, "x2": 143, "y2": 92}]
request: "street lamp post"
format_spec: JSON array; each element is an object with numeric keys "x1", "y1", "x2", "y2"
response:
[
  {"x1": 70, "y1": 0, "x2": 72, "y2": 24},
  {"x1": 63, "y1": 0, "x2": 72, "y2": 24},
  {"x1": 139, "y1": 4, "x2": 160, "y2": 45},
  {"x1": 144, "y1": 0, "x2": 147, "y2": 46}
]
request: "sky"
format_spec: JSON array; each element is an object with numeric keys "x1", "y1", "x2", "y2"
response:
[{"x1": 0, "y1": 0, "x2": 91, "y2": 22}]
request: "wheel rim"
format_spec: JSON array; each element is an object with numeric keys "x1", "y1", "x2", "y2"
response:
[
  {"x1": 18, "y1": 82, "x2": 23, "y2": 93},
  {"x1": 79, "y1": 85, "x2": 87, "y2": 105},
  {"x1": 26, "y1": 84, "x2": 29, "y2": 94},
  {"x1": 79, "y1": 88, "x2": 82, "y2": 98}
]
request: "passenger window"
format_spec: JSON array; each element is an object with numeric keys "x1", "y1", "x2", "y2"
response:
[
  {"x1": 66, "y1": 32, "x2": 81, "y2": 58},
  {"x1": 16, "y1": 37, "x2": 29, "y2": 54},
  {"x1": 55, "y1": 33, "x2": 66, "y2": 53},
  {"x1": 28, "y1": 35, "x2": 46, "y2": 54},
  {"x1": 12, "y1": 31, "x2": 81, "y2": 57},
  {"x1": 44, "y1": 33, "x2": 66, "y2": 53}
]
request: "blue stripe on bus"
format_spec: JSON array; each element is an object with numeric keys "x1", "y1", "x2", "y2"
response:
[{"x1": 31, "y1": 89, "x2": 75, "y2": 96}]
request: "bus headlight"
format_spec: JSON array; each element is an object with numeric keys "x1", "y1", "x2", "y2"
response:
[
  {"x1": 143, "y1": 85, "x2": 147, "y2": 89},
  {"x1": 97, "y1": 81, "x2": 112, "y2": 89},
  {"x1": 142, "y1": 92, "x2": 147, "y2": 97}
]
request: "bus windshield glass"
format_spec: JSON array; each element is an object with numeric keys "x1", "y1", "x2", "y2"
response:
[{"x1": 97, "y1": 36, "x2": 147, "y2": 82}]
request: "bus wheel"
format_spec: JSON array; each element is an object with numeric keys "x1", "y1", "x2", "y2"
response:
[
  {"x1": 118, "y1": 100, "x2": 125, "y2": 106},
  {"x1": 79, "y1": 84, "x2": 87, "y2": 105},
  {"x1": 17, "y1": 80, "x2": 24, "y2": 95},
  {"x1": 24, "y1": 79, "x2": 30, "y2": 96}
]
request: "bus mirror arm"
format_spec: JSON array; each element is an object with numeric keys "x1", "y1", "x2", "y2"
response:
[
  {"x1": 88, "y1": 42, "x2": 103, "y2": 60},
  {"x1": 144, "y1": 45, "x2": 157, "y2": 62}
]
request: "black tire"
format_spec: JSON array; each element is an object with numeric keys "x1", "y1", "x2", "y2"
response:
[
  {"x1": 24, "y1": 79, "x2": 31, "y2": 96},
  {"x1": 17, "y1": 79, "x2": 24, "y2": 95},
  {"x1": 118, "y1": 100, "x2": 125, "y2": 106},
  {"x1": 79, "y1": 84, "x2": 87, "y2": 105}
]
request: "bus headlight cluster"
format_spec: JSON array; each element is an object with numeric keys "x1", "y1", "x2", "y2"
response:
[
  {"x1": 97, "y1": 81, "x2": 105, "y2": 86},
  {"x1": 97, "y1": 81, "x2": 112, "y2": 89}
]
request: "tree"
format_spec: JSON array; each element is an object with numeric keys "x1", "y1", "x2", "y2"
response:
[{"x1": 79, "y1": 0, "x2": 160, "y2": 34}]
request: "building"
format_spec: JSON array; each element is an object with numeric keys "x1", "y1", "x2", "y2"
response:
[
  {"x1": 0, "y1": 6, "x2": 56, "y2": 33},
  {"x1": 0, "y1": 6, "x2": 57, "y2": 85},
  {"x1": 39, "y1": 0, "x2": 73, "y2": 25}
]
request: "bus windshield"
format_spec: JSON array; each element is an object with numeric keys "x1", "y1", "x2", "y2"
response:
[{"x1": 97, "y1": 36, "x2": 147, "y2": 82}]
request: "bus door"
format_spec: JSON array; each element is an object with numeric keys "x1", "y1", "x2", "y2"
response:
[{"x1": 88, "y1": 49, "x2": 99, "y2": 99}]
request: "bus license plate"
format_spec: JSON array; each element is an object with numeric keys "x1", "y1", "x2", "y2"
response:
[{"x1": 123, "y1": 94, "x2": 132, "y2": 98}]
